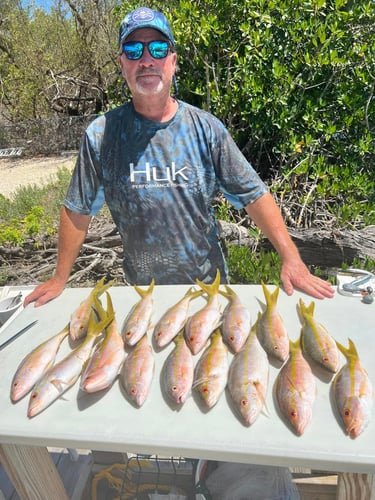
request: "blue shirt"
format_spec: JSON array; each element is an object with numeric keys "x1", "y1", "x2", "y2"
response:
[{"x1": 64, "y1": 100, "x2": 268, "y2": 285}]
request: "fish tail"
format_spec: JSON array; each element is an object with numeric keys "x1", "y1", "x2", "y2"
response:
[
  {"x1": 184, "y1": 286, "x2": 204, "y2": 300},
  {"x1": 335, "y1": 338, "x2": 359, "y2": 361},
  {"x1": 210, "y1": 328, "x2": 223, "y2": 346},
  {"x1": 196, "y1": 269, "x2": 221, "y2": 296},
  {"x1": 261, "y1": 281, "x2": 279, "y2": 307},
  {"x1": 289, "y1": 336, "x2": 301, "y2": 353},
  {"x1": 91, "y1": 277, "x2": 114, "y2": 300},
  {"x1": 219, "y1": 284, "x2": 235, "y2": 299},
  {"x1": 174, "y1": 329, "x2": 185, "y2": 345},
  {"x1": 87, "y1": 298, "x2": 114, "y2": 338},
  {"x1": 298, "y1": 298, "x2": 315, "y2": 317},
  {"x1": 104, "y1": 292, "x2": 114, "y2": 318},
  {"x1": 134, "y1": 278, "x2": 155, "y2": 298}
]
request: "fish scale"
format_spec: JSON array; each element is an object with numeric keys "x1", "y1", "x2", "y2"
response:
[
  {"x1": 299, "y1": 298, "x2": 339, "y2": 373},
  {"x1": 27, "y1": 302, "x2": 114, "y2": 418},
  {"x1": 220, "y1": 285, "x2": 251, "y2": 353},
  {"x1": 121, "y1": 334, "x2": 154, "y2": 407},
  {"x1": 80, "y1": 292, "x2": 126, "y2": 393},
  {"x1": 184, "y1": 270, "x2": 222, "y2": 355},
  {"x1": 122, "y1": 279, "x2": 154, "y2": 346},
  {"x1": 69, "y1": 277, "x2": 114, "y2": 341},
  {"x1": 193, "y1": 328, "x2": 229, "y2": 408},
  {"x1": 162, "y1": 333, "x2": 194, "y2": 405},
  {"x1": 332, "y1": 338, "x2": 373, "y2": 438},
  {"x1": 257, "y1": 282, "x2": 289, "y2": 362},
  {"x1": 11, "y1": 323, "x2": 70, "y2": 402},
  {"x1": 153, "y1": 286, "x2": 203, "y2": 348},
  {"x1": 275, "y1": 336, "x2": 316, "y2": 436},
  {"x1": 227, "y1": 323, "x2": 269, "y2": 427}
]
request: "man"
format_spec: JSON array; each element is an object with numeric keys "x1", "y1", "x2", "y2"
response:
[{"x1": 25, "y1": 7, "x2": 333, "y2": 307}]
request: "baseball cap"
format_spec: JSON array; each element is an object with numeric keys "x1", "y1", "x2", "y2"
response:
[{"x1": 118, "y1": 7, "x2": 175, "y2": 53}]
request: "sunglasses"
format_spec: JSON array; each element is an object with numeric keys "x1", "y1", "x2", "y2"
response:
[{"x1": 122, "y1": 40, "x2": 172, "y2": 61}]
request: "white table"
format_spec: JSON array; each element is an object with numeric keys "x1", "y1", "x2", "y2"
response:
[{"x1": 0, "y1": 284, "x2": 374, "y2": 499}]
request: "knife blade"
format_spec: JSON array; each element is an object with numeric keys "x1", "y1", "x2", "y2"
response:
[{"x1": 0, "y1": 320, "x2": 38, "y2": 350}]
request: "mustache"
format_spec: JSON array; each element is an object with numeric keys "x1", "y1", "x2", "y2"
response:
[{"x1": 136, "y1": 68, "x2": 162, "y2": 77}]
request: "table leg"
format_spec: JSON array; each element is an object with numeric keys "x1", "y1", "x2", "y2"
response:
[
  {"x1": 336, "y1": 473, "x2": 375, "y2": 500},
  {"x1": 0, "y1": 443, "x2": 68, "y2": 500}
]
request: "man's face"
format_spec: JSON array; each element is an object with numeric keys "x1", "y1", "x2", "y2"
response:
[{"x1": 118, "y1": 28, "x2": 177, "y2": 98}]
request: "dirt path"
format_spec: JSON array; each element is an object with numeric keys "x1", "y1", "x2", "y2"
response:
[{"x1": 0, "y1": 154, "x2": 76, "y2": 198}]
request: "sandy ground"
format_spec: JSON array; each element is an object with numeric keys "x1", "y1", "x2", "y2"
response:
[{"x1": 0, "y1": 154, "x2": 77, "y2": 198}]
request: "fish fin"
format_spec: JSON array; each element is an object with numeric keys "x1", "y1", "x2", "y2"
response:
[
  {"x1": 92, "y1": 277, "x2": 115, "y2": 301},
  {"x1": 218, "y1": 284, "x2": 236, "y2": 300},
  {"x1": 261, "y1": 281, "x2": 279, "y2": 308},
  {"x1": 104, "y1": 291, "x2": 115, "y2": 318},
  {"x1": 298, "y1": 298, "x2": 315, "y2": 321},
  {"x1": 336, "y1": 338, "x2": 359, "y2": 361},
  {"x1": 261, "y1": 401, "x2": 271, "y2": 418},
  {"x1": 307, "y1": 301, "x2": 315, "y2": 315},
  {"x1": 184, "y1": 286, "x2": 204, "y2": 300},
  {"x1": 92, "y1": 295, "x2": 107, "y2": 323},
  {"x1": 195, "y1": 269, "x2": 221, "y2": 297},
  {"x1": 87, "y1": 303, "x2": 114, "y2": 338},
  {"x1": 211, "y1": 328, "x2": 222, "y2": 342},
  {"x1": 192, "y1": 376, "x2": 210, "y2": 389},
  {"x1": 253, "y1": 379, "x2": 269, "y2": 414},
  {"x1": 50, "y1": 379, "x2": 68, "y2": 393},
  {"x1": 134, "y1": 278, "x2": 155, "y2": 298},
  {"x1": 289, "y1": 337, "x2": 301, "y2": 353},
  {"x1": 174, "y1": 329, "x2": 185, "y2": 344}
]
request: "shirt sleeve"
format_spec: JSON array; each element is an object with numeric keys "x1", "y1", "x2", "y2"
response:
[
  {"x1": 212, "y1": 122, "x2": 269, "y2": 210},
  {"x1": 64, "y1": 119, "x2": 105, "y2": 216}
]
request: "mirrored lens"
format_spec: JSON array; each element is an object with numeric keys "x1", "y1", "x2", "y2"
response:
[
  {"x1": 122, "y1": 41, "x2": 170, "y2": 60},
  {"x1": 123, "y1": 42, "x2": 143, "y2": 60},
  {"x1": 148, "y1": 41, "x2": 169, "y2": 59}
]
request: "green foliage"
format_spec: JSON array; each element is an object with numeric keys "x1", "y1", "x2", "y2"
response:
[
  {"x1": 2, "y1": 1, "x2": 374, "y2": 228},
  {"x1": 226, "y1": 245, "x2": 282, "y2": 284},
  {"x1": 340, "y1": 257, "x2": 375, "y2": 275},
  {"x1": 137, "y1": 0, "x2": 374, "y2": 228},
  {"x1": 0, "y1": 206, "x2": 49, "y2": 245},
  {"x1": 0, "y1": 167, "x2": 71, "y2": 245}
]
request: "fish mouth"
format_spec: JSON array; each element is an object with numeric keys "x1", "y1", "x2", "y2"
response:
[
  {"x1": 347, "y1": 420, "x2": 364, "y2": 439},
  {"x1": 11, "y1": 386, "x2": 26, "y2": 403},
  {"x1": 82, "y1": 376, "x2": 108, "y2": 393},
  {"x1": 175, "y1": 392, "x2": 187, "y2": 404},
  {"x1": 241, "y1": 404, "x2": 261, "y2": 427},
  {"x1": 27, "y1": 401, "x2": 43, "y2": 418}
]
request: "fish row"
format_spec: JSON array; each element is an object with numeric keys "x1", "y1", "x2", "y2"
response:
[
  {"x1": 156, "y1": 274, "x2": 374, "y2": 439},
  {"x1": 10, "y1": 275, "x2": 373, "y2": 439}
]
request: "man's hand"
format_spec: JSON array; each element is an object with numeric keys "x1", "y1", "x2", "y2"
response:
[
  {"x1": 24, "y1": 275, "x2": 66, "y2": 308},
  {"x1": 280, "y1": 260, "x2": 335, "y2": 299}
]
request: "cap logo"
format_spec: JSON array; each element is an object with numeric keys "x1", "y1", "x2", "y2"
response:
[{"x1": 132, "y1": 8, "x2": 155, "y2": 24}]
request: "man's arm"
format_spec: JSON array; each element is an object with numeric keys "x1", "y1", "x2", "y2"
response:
[
  {"x1": 245, "y1": 192, "x2": 334, "y2": 299},
  {"x1": 24, "y1": 206, "x2": 92, "y2": 307}
]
